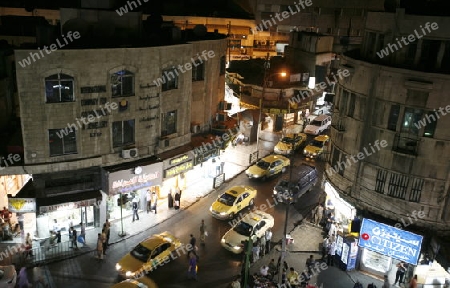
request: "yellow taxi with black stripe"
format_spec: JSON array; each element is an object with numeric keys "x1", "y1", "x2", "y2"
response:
[
  {"x1": 209, "y1": 186, "x2": 257, "y2": 220},
  {"x1": 303, "y1": 135, "x2": 330, "y2": 159},
  {"x1": 115, "y1": 231, "x2": 181, "y2": 279},
  {"x1": 274, "y1": 133, "x2": 307, "y2": 155},
  {"x1": 245, "y1": 154, "x2": 290, "y2": 180},
  {"x1": 111, "y1": 276, "x2": 158, "y2": 288}
]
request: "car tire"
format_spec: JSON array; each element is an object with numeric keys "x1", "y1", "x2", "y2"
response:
[{"x1": 262, "y1": 175, "x2": 267, "y2": 181}]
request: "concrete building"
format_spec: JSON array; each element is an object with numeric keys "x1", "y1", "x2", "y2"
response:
[
  {"x1": 0, "y1": 6, "x2": 227, "y2": 238},
  {"x1": 325, "y1": 7, "x2": 450, "y2": 237}
]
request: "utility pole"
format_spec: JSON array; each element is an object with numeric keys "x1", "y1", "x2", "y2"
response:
[{"x1": 257, "y1": 53, "x2": 270, "y2": 153}]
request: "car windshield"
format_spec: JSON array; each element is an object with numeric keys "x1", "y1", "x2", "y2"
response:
[
  {"x1": 130, "y1": 243, "x2": 151, "y2": 262},
  {"x1": 310, "y1": 120, "x2": 322, "y2": 126},
  {"x1": 281, "y1": 137, "x2": 294, "y2": 143},
  {"x1": 256, "y1": 160, "x2": 270, "y2": 169},
  {"x1": 218, "y1": 193, "x2": 237, "y2": 206},
  {"x1": 310, "y1": 140, "x2": 324, "y2": 147},
  {"x1": 233, "y1": 221, "x2": 253, "y2": 237}
]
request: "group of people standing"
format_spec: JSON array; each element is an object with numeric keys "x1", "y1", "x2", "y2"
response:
[
  {"x1": 186, "y1": 219, "x2": 208, "y2": 281},
  {"x1": 167, "y1": 188, "x2": 182, "y2": 210},
  {"x1": 96, "y1": 219, "x2": 111, "y2": 260}
]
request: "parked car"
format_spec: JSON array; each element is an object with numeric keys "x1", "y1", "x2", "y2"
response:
[
  {"x1": 210, "y1": 186, "x2": 257, "y2": 220},
  {"x1": 0, "y1": 265, "x2": 16, "y2": 288},
  {"x1": 245, "y1": 154, "x2": 290, "y2": 180},
  {"x1": 273, "y1": 133, "x2": 307, "y2": 155},
  {"x1": 273, "y1": 165, "x2": 318, "y2": 203},
  {"x1": 304, "y1": 115, "x2": 331, "y2": 135},
  {"x1": 303, "y1": 135, "x2": 330, "y2": 159},
  {"x1": 221, "y1": 210, "x2": 274, "y2": 254},
  {"x1": 116, "y1": 231, "x2": 182, "y2": 279},
  {"x1": 112, "y1": 276, "x2": 158, "y2": 288}
]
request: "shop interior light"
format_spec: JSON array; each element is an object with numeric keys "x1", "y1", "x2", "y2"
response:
[{"x1": 308, "y1": 77, "x2": 316, "y2": 89}]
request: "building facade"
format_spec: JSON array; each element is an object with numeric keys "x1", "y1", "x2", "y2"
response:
[{"x1": 326, "y1": 8, "x2": 450, "y2": 235}]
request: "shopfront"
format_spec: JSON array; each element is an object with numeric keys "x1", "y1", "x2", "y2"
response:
[
  {"x1": 357, "y1": 218, "x2": 424, "y2": 278},
  {"x1": 104, "y1": 162, "x2": 163, "y2": 221},
  {"x1": 162, "y1": 153, "x2": 194, "y2": 193},
  {"x1": 8, "y1": 197, "x2": 36, "y2": 239},
  {"x1": 323, "y1": 181, "x2": 356, "y2": 231}
]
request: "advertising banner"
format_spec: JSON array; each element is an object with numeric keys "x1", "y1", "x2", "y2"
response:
[{"x1": 358, "y1": 218, "x2": 423, "y2": 265}]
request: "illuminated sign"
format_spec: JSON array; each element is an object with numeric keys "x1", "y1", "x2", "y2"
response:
[
  {"x1": 358, "y1": 218, "x2": 423, "y2": 265},
  {"x1": 112, "y1": 172, "x2": 159, "y2": 189},
  {"x1": 8, "y1": 198, "x2": 36, "y2": 212},
  {"x1": 107, "y1": 162, "x2": 163, "y2": 194},
  {"x1": 164, "y1": 160, "x2": 193, "y2": 178},
  {"x1": 169, "y1": 154, "x2": 189, "y2": 166}
]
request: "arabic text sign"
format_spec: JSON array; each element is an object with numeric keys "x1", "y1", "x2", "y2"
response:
[{"x1": 358, "y1": 218, "x2": 423, "y2": 265}]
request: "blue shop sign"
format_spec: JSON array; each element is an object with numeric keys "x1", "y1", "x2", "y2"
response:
[{"x1": 358, "y1": 218, "x2": 423, "y2": 265}]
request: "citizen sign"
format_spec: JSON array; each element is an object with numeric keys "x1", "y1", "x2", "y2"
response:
[{"x1": 112, "y1": 172, "x2": 159, "y2": 189}]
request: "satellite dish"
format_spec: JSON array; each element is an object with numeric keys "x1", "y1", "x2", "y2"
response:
[
  {"x1": 62, "y1": 18, "x2": 89, "y2": 37},
  {"x1": 193, "y1": 25, "x2": 207, "y2": 37}
]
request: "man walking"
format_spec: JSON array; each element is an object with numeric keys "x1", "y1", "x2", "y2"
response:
[
  {"x1": 96, "y1": 233, "x2": 103, "y2": 260},
  {"x1": 265, "y1": 229, "x2": 272, "y2": 254},
  {"x1": 146, "y1": 190, "x2": 152, "y2": 213},
  {"x1": 189, "y1": 234, "x2": 197, "y2": 258},
  {"x1": 132, "y1": 197, "x2": 139, "y2": 222},
  {"x1": 259, "y1": 234, "x2": 266, "y2": 257},
  {"x1": 327, "y1": 241, "x2": 336, "y2": 266},
  {"x1": 314, "y1": 204, "x2": 324, "y2": 226},
  {"x1": 70, "y1": 227, "x2": 78, "y2": 250},
  {"x1": 150, "y1": 192, "x2": 158, "y2": 214},
  {"x1": 80, "y1": 222, "x2": 86, "y2": 246},
  {"x1": 199, "y1": 220, "x2": 206, "y2": 246}
]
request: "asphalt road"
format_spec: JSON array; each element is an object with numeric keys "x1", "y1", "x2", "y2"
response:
[{"x1": 44, "y1": 153, "x2": 326, "y2": 288}]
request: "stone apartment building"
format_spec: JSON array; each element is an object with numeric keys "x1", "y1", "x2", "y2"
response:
[{"x1": 326, "y1": 7, "x2": 450, "y2": 235}]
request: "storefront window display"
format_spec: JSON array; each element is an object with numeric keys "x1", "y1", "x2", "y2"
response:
[{"x1": 324, "y1": 181, "x2": 356, "y2": 230}]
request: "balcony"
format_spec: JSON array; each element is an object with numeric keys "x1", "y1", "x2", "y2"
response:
[{"x1": 392, "y1": 133, "x2": 419, "y2": 156}]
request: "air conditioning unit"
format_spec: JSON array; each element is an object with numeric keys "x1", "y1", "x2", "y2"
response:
[{"x1": 122, "y1": 148, "x2": 138, "y2": 159}]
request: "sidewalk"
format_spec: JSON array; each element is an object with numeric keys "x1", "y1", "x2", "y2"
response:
[{"x1": 247, "y1": 221, "x2": 384, "y2": 288}]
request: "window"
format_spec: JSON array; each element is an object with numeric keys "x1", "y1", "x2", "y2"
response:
[
  {"x1": 388, "y1": 173, "x2": 409, "y2": 199},
  {"x1": 161, "y1": 68, "x2": 178, "y2": 91},
  {"x1": 376, "y1": 35, "x2": 384, "y2": 56},
  {"x1": 161, "y1": 110, "x2": 177, "y2": 137},
  {"x1": 48, "y1": 129, "x2": 77, "y2": 156},
  {"x1": 387, "y1": 104, "x2": 400, "y2": 131},
  {"x1": 409, "y1": 178, "x2": 424, "y2": 202},
  {"x1": 347, "y1": 93, "x2": 356, "y2": 117},
  {"x1": 419, "y1": 40, "x2": 440, "y2": 70},
  {"x1": 365, "y1": 32, "x2": 376, "y2": 57},
  {"x1": 423, "y1": 112, "x2": 437, "y2": 138},
  {"x1": 45, "y1": 73, "x2": 74, "y2": 103},
  {"x1": 112, "y1": 120, "x2": 135, "y2": 147},
  {"x1": 339, "y1": 89, "x2": 349, "y2": 116},
  {"x1": 375, "y1": 169, "x2": 388, "y2": 194},
  {"x1": 405, "y1": 43, "x2": 417, "y2": 66},
  {"x1": 192, "y1": 61, "x2": 204, "y2": 81},
  {"x1": 111, "y1": 70, "x2": 134, "y2": 97},
  {"x1": 220, "y1": 56, "x2": 226, "y2": 75},
  {"x1": 401, "y1": 107, "x2": 423, "y2": 136}
]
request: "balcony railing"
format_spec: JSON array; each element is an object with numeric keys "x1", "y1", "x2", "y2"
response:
[{"x1": 392, "y1": 133, "x2": 419, "y2": 156}]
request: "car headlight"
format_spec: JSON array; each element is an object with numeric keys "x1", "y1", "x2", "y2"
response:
[
  {"x1": 221, "y1": 238, "x2": 226, "y2": 243},
  {"x1": 303, "y1": 149, "x2": 307, "y2": 154},
  {"x1": 233, "y1": 245, "x2": 242, "y2": 250},
  {"x1": 115, "y1": 263, "x2": 121, "y2": 271},
  {"x1": 209, "y1": 206, "x2": 213, "y2": 212},
  {"x1": 220, "y1": 212, "x2": 227, "y2": 215},
  {"x1": 125, "y1": 271, "x2": 135, "y2": 277},
  {"x1": 313, "y1": 153, "x2": 317, "y2": 156},
  {"x1": 273, "y1": 190, "x2": 278, "y2": 195}
]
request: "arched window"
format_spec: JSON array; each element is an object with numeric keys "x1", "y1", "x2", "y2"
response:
[
  {"x1": 111, "y1": 70, "x2": 135, "y2": 97},
  {"x1": 45, "y1": 73, "x2": 74, "y2": 103}
]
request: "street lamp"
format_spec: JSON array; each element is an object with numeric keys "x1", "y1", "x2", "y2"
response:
[{"x1": 256, "y1": 54, "x2": 287, "y2": 154}]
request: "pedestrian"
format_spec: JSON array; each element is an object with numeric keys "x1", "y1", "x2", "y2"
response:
[
  {"x1": 409, "y1": 274, "x2": 418, "y2": 288},
  {"x1": 300, "y1": 269, "x2": 311, "y2": 286},
  {"x1": 188, "y1": 234, "x2": 197, "y2": 258},
  {"x1": 168, "y1": 189, "x2": 174, "y2": 208},
  {"x1": 80, "y1": 222, "x2": 86, "y2": 246},
  {"x1": 105, "y1": 219, "x2": 111, "y2": 244},
  {"x1": 146, "y1": 190, "x2": 152, "y2": 213},
  {"x1": 252, "y1": 241, "x2": 261, "y2": 263},
  {"x1": 382, "y1": 274, "x2": 391, "y2": 288},
  {"x1": 101, "y1": 228, "x2": 107, "y2": 255},
  {"x1": 199, "y1": 219, "x2": 207, "y2": 246},
  {"x1": 231, "y1": 275, "x2": 241, "y2": 288},
  {"x1": 69, "y1": 225, "x2": 73, "y2": 247},
  {"x1": 314, "y1": 204, "x2": 324, "y2": 226},
  {"x1": 287, "y1": 267, "x2": 300, "y2": 287},
  {"x1": 70, "y1": 227, "x2": 78, "y2": 250},
  {"x1": 96, "y1": 233, "x2": 103, "y2": 260},
  {"x1": 305, "y1": 255, "x2": 315, "y2": 274},
  {"x1": 394, "y1": 261, "x2": 407, "y2": 286},
  {"x1": 17, "y1": 213, "x2": 24, "y2": 232},
  {"x1": 103, "y1": 223, "x2": 110, "y2": 248},
  {"x1": 150, "y1": 192, "x2": 158, "y2": 214},
  {"x1": 259, "y1": 234, "x2": 266, "y2": 257},
  {"x1": 265, "y1": 229, "x2": 272, "y2": 254},
  {"x1": 132, "y1": 197, "x2": 139, "y2": 222},
  {"x1": 24, "y1": 232, "x2": 33, "y2": 258},
  {"x1": 260, "y1": 265, "x2": 269, "y2": 278},
  {"x1": 174, "y1": 190, "x2": 181, "y2": 210},
  {"x1": 327, "y1": 240, "x2": 336, "y2": 266},
  {"x1": 268, "y1": 258, "x2": 277, "y2": 279},
  {"x1": 187, "y1": 253, "x2": 198, "y2": 280},
  {"x1": 322, "y1": 236, "x2": 329, "y2": 260},
  {"x1": 328, "y1": 221, "x2": 337, "y2": 238}
]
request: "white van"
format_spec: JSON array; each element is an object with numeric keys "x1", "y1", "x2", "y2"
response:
[{"x1": 304, "y1": 114, "x2": 331, "y2": 135}]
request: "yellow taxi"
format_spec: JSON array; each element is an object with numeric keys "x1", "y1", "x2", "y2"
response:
[
  {"x1": 245, "y1": 154, "x2": 290, "y2": 180},
  {"x1": 115, "y1": 231, "x2": 182, "y2": 279},
  {"x1": 111, "y1": 276, "x2": 158, "y2": 288},
  {"x1": 209, "y1": 186, "x2": 257, "y2": 220},
  {"x1": 303, "y1": 135, "x2": 330, "y2": 159},
  {"x1": 274, "y1": 133, "x2": 307, "y2": 155}
]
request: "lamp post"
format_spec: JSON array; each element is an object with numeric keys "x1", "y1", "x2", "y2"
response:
[{"x1": 256, "y1": 53, "x2": 287, "y2": 153}]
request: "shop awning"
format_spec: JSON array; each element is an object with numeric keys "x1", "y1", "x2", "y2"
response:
[{"x1": 37, "y1": 190, "x2": 102, "y2": 213}]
